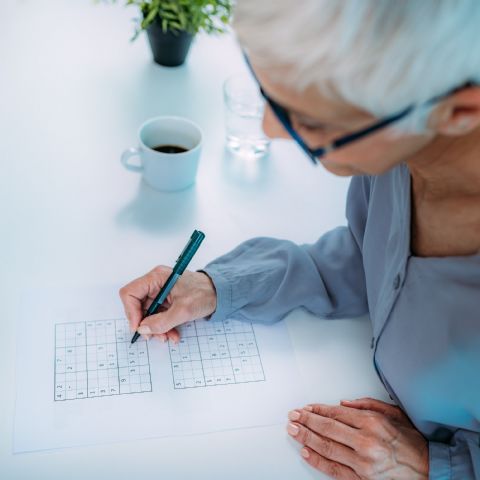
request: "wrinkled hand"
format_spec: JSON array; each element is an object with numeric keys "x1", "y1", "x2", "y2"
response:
[
  {"x1": 119, "y1": 266, "x2": 217, "y2": 343},
  {"x1": 287, "y1": 397, "x2": 428, "y2": 479}
]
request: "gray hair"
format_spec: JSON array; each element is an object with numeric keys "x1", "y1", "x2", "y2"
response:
[{"x1": 233, "y1": 0, "x2": 480, "y2": 133}]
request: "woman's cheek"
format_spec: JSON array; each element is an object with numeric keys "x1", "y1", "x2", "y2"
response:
[
  {"x1": 321, "y1": 134, "x2": 409, "y2": 175},
  {"x1": 262, "y1": 105, "x2": 290, "y2": 139}
]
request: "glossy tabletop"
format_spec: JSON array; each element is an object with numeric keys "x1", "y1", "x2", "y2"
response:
[{"x1": 0, "y1": 1, "x2": 387, "y2": 479}]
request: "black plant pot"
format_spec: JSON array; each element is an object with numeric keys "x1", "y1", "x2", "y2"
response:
[{"x1": 146, "y1": 18, "x2": 194, "y2": 67}]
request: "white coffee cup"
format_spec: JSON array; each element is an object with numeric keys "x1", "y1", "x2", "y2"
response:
[{"x1": 121, "y1": 116, "x2": 202, "y2": 191}]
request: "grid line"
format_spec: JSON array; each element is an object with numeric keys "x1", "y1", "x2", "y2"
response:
[
  {"x1": 169, "y1": 319, "x2": 266, "y2": 389},
  {"x1": 54, "y1": 319, "x2": 152, "y2": 401}
]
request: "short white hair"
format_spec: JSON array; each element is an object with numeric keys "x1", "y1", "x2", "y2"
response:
[{"x1": 233, "y1": 0, "x2": 480, "y2": 133}]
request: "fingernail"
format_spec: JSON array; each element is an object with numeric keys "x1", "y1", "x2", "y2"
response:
[
  {"x1": 304, "y1": 405, "x2": 313, "y2": 412},
  {"x1": 287, "y1": 422, "x2": 299, "y2": 436},
  {"x1": 288, "y1": 410, "x2": 300, "y2": 421},
  {"x1": 162, "y1": 335, "x2": 167, "y2": 343},
  {"x1": 341, "y1": 399, "x2": 352, "y2": 403},
  {"x1": 137, "y1": 326, "x2": 151, "y2": 334},
  {"x1": 301, "y1": 448, "x2": 309, "y2": 458}
]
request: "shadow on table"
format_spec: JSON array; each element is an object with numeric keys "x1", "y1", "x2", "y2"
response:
[
  {"x1": 221, "y1": 146, "x2": 272, "y2": 191},
  {"x1": 115, "y1": 181, "x2": 197, "y2": 233}
]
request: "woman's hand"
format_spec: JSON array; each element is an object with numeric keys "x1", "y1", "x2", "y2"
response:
[
  {"x1": 119, "y1": 266, "x2": 217, "y2": 343},
  {"x1": 287, "y1": 397, "x2": 429, "y2": 479}
]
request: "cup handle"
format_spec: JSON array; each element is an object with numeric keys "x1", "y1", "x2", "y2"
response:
[{"x1": 121, "y1": 147, "x2": 143, "y2": 172}]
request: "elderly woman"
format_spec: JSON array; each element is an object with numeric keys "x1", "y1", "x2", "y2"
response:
[{"x1": 120, "y1": 1, "x2": 480, "y2": 478}]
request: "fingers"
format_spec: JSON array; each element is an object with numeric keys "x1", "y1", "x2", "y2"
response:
[
  {"x1": 151, "y1": 329, "x2": 180, "y2": 344},
  {"x1": 288, "y1": 408, "x2": 358, "y2": 449},
  {"x1": 302, "y1": 403, "x2": 365, "y2": 429},
  {"x1": 137, "y1": 305, "x2": 188, "y2": 335},
  {"x1": 166, "y1": 328, "x2": 180, "y2": 343},
  {"x1": 119, "y1": 268, "x2": 169, "y2": 330},
  {"x1": 151, "y1": 333, "x2": 167, "y2": 342},
  {"x1": 341, "y1": 398, "x2": 404, "y2": 421},
  {"x1": 119, "y1": 281, "x2": 146, "y2": 331},
  {"x1": 287, "y1": 421, "x2": 359, "y2": 470},
  {"x1": 341, "y1": 397, "x2": 394, "y2": 411},
  {"x1": 300, "y1": 447, "x2": 361, "y2": 480}
]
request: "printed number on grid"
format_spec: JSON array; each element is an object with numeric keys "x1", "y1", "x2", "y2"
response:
[
  {"x1": 54, "y1": 319, "x2": 152, "y2": 401},
  {"x1": 169, "y1": 319, "x2": 266, "y2": 389}
]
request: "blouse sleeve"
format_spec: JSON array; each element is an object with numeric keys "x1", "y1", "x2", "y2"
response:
[{"x1": 200, "y1": 175, "x2": 371, "y2": 324}]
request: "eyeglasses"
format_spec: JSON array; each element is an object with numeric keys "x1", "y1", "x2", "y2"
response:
[{"x1": 243, "y1": 52, "x2": 471, "y2": 166}]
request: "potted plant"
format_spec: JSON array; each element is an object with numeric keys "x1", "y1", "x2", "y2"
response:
[{"x1": 106, "y1": 0, "x2": 233, "y2": 67}]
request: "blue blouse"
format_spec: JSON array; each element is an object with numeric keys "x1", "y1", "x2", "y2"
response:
[{"x1": 202, "y1": 163, "x2": 480, "y2": 479}]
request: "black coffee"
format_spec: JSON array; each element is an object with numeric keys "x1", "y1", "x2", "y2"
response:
[{"x1": 152, "y1": 144, "x2": 188, "y2": 154}]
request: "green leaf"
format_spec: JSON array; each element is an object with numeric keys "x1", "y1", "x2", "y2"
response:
[
  {"x1": 160, "y1": 11, "x2": 177, "y2": 20},
  {"x1": 145, "y1": 6, "x2": 159, "y2": 23},
  {"x1": 105, "y1": 0, "x2": 233, "y2": 38},
  {"x1": 178, "y1": 10, "x2": 187, "y2": 28}
]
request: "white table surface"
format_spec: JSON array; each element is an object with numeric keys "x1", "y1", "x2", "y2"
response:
[{"x1": 0, "y1": 1, "x2": 388, "y2": 479}]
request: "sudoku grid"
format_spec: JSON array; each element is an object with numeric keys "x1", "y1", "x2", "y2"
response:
[
  {"x1": 168, "y1": 319, "x2": 266, "y2": 389},
  {"x1": 54, "y1": 319, "x2": 152, "y2": 401}
]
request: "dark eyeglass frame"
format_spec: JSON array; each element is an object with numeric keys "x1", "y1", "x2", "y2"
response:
[{"x1": 243, "y1": 52, "x2": 472, "y2": 166}]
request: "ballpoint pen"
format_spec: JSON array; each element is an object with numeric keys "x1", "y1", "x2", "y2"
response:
[{"x1": 130, "y1": 229, "x2": 206, "y2": 344}]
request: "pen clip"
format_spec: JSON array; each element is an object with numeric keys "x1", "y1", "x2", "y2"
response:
[{"x1": 175, "y1": 230, "x2": 198, "y2": 265}]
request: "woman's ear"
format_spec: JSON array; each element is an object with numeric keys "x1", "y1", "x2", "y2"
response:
[{"x1": 429, "y1": 85, "x2": 480, "y2": 136}]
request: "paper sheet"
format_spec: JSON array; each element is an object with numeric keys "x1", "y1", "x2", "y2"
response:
[{"x1": 14, "y1": 286, "x2": 307, "y2": 452}]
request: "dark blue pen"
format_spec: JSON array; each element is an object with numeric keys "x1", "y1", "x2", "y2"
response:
[{"x1": 130, "y1": 229, "x2": 206, "y2": 344}]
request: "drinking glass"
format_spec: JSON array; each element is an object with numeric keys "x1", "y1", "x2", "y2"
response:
[{"x1": 223, "y1": 73, "x2": 270, "y2": 159}]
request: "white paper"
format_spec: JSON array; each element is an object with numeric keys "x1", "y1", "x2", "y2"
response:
[{"x1": 14, "y1": 286, "x2": 307, "y2": 452}]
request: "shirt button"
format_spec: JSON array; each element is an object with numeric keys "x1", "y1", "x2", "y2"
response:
[{"x1": 393, "y1": 274, "x2": 401, "y2": 290}]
